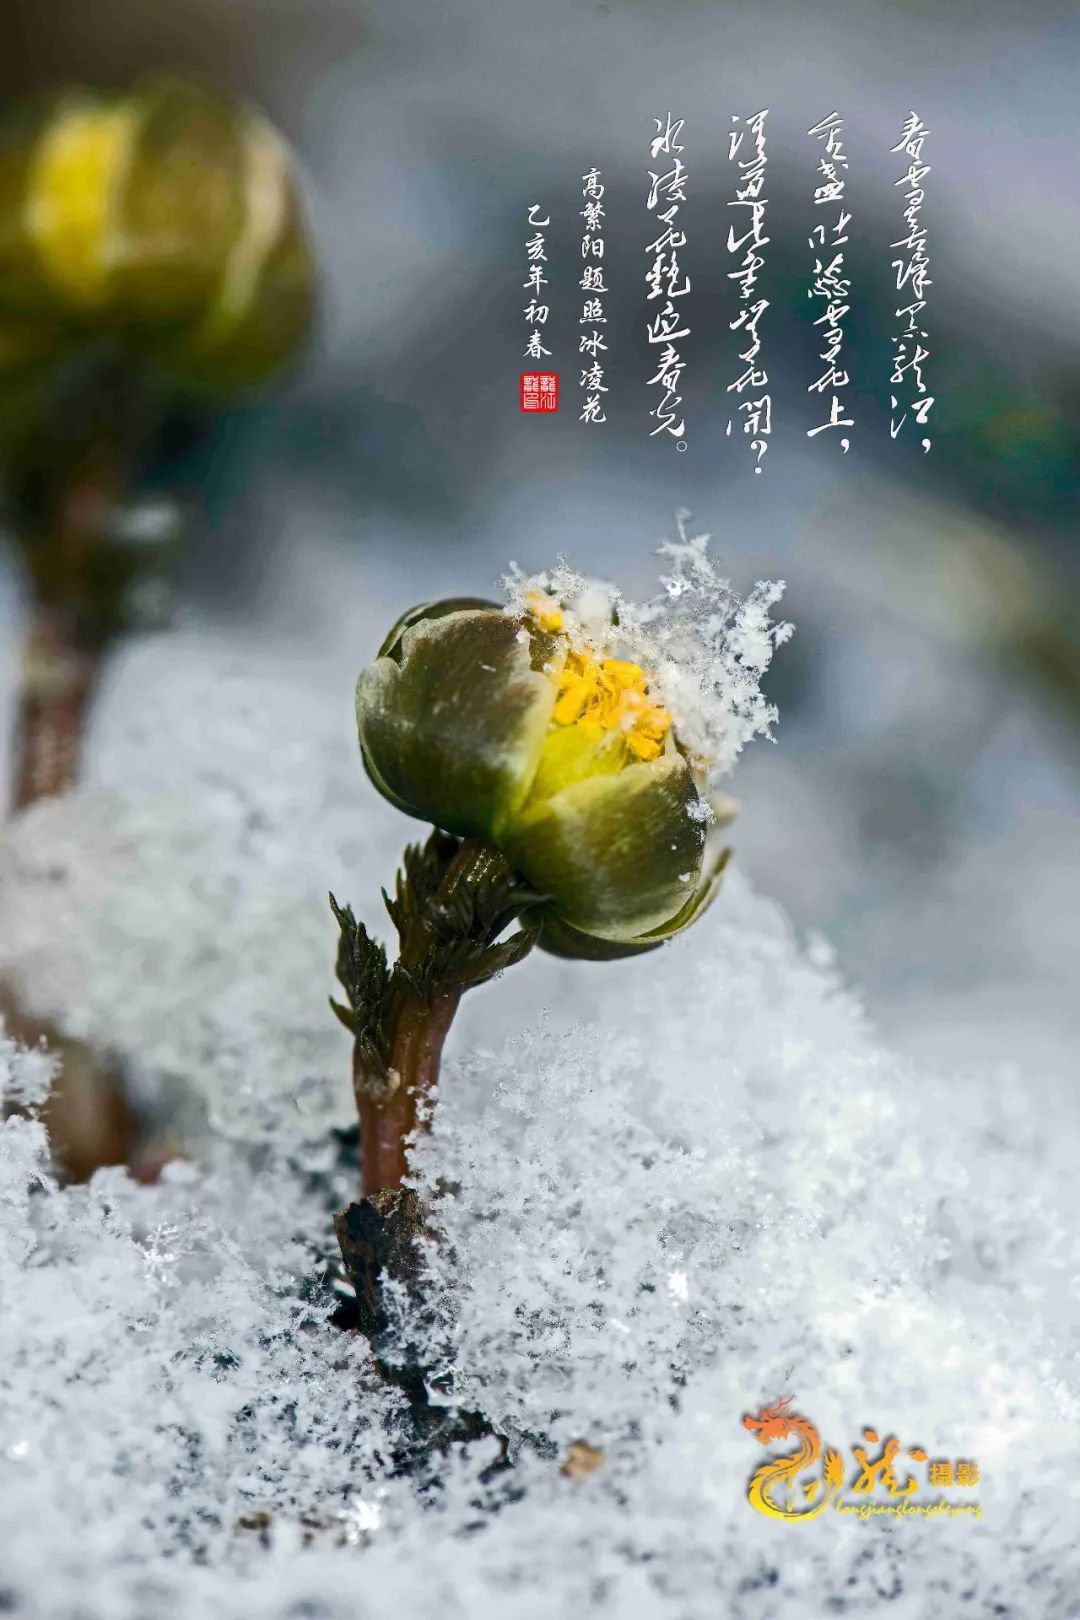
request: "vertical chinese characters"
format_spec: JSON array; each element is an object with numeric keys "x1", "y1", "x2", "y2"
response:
[
  {"x1": 889, "y1": 113, "x2": 933, "y2": 449},
  {"x1": 645, "y1": 114, "x2": 690, "y2": 446},
  {"x1": 579, "y1": 168, "x2": 609, "y2": 423},
  {"x1": 522, "y1": 203, "x2": 557, "y2": 413},
  {"x1": 523, "y1": 204, "x2": 552, "y2": 362},
  {"x1": 806, "y1": 113, "x2": 854, "y2": 449},
  {"x1": 514, "y1": 109, "x2": 945, "y2": 441},
  {"x1": 726, "y1": 110, "x2": 771, "y2": 472}
]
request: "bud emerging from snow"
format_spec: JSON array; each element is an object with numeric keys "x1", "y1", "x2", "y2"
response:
[{"x1": 356, "y1": 594, "x2": 732, "y2": 959}]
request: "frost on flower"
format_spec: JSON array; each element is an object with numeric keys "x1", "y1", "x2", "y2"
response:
[
  {"x1": 352, "y1": 538, "x2": 774, "y2": 986},
  {"x1": 504, "y1": 510, "x2": 794, "y2": 787}
]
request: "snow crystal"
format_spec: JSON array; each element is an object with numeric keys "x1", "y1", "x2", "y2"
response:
[
  {"x1": 504, "y1": 510, "x2": 794, "y2": 785},
  {"x1": 0, "y1": 626, "x2": 1077, "y2": 1620},
  {"x1": 0, "y1": 1030, "x2": 56, "y2": 1108}
]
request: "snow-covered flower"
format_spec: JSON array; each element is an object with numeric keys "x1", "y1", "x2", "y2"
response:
[{"x1": 355, "y1": 593, "x2": 732, "y2": 959}]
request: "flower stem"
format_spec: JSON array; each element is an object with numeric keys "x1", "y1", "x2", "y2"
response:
[
  {"x1": 355, "y1": 985, "x2": 460, "y2": 1195},
  {"x1": 5, "y1": 359, "x2": 167, "y2": 813},
  {"x1": 353, "y1": 838, "x2": 525, "y2": 1197},
  {"x1": 12, "y1": 604, "x2": 104, "y2": 811}
]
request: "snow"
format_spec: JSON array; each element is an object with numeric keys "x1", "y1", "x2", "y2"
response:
[
  {"x1": 504, "y1": 511, "x2": 794, "y2": 786},
  {"x1": 1, "y1": 623, "x2": 1078, "y2": 1619}
]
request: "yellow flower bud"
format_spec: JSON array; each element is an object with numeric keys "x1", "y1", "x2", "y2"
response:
[
  {"x1": 0, "y1": 77, "x2": 314, "y2": 391},
  {"x1": 356, "y1": 598, "x2": 732, "y2": 959}
]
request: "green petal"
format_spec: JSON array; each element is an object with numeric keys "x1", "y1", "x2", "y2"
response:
[
  {"x1": 504, "y1": 748, "x2": 707, "y2": 943},
  {"x1": 356, "y1": 605, "x2": 560, "y2": 840},
  {"x1": 376, "y1": 597, "x2": 499, "y2": 660},
  {"x1": 132, "y1": 84, "x2": 315, "y2": 390},
  {"x1": 114, "y1": 79, "x2": 246, "y2": 323},
  {"x1": 537, "y1": 845, "x2": 731, "y2": 960}
]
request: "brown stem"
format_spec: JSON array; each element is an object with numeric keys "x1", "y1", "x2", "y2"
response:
[
  {"x1": 355, "y1": 985, "x2": 461, "y2": 1194},
  {"x1": 354, "y1": 838, "x2": 514, "y2": 1197},
  {"x1": 12, "y1": 604, "x2": 105, "y2": 812},
  {"x1": 9, "y1": 405, "x2": 136, "y2": 814},
  {"x1": 2, "y1": 369, "x2": 179, "y2": 1184}
]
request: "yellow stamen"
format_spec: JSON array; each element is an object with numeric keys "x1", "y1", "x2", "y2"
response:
[
  {"x1": 527, "y1": 590, "x2": 564, "y2": 633},
  {"x1": 550, "y1": 647, "x2": 671, "y2": 763},
  {"x1": 600, "y1": 658, "x2": 643, "y2": 691},
  {"x1": 552, "y1": 675, "x2": 589, "y2": 726}
]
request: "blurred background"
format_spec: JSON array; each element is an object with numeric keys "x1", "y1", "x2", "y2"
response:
[{"x1": 1, "y1": 0, "x2": 1077, "y2": 1095}]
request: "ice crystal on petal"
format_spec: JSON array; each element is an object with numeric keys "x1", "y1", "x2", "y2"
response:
[{"x1": 504, "y1": 511, "x2": 793, "y2": 783}]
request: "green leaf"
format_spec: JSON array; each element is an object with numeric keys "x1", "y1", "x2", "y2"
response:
[
  {"x1": 382, "y1": 828, "x2": 461, "y2": 943},
  {"x1": 329, "y1": 891, "x2": 390, "y2": 1056},
  {"x1": 450, "y1": 915, "x2": 544, "y2": 987},
  {"x1": 328, "y1": 997, "x2": 358, "y2": 1035}
]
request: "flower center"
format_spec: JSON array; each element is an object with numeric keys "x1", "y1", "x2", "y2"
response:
[
  {"x1": 525, "y1": 595, "x2": 671, "y2": 765},
  {"x1": 552, "y1": 649, "x2": 671, "y2": 762}
]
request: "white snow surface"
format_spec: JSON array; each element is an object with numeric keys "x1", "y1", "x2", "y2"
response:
[{"x1": 1, "y1": 629, "x2": 1078, "y2": 1620}]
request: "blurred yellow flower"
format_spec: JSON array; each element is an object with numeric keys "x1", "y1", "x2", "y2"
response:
[{"x1": 0, "y1": 77, "x2": 315, "y2": 392}]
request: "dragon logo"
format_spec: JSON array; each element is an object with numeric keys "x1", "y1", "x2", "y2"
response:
[{"x1": 743, "y1": 1395, "x2": 845, "y2": 1522}]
